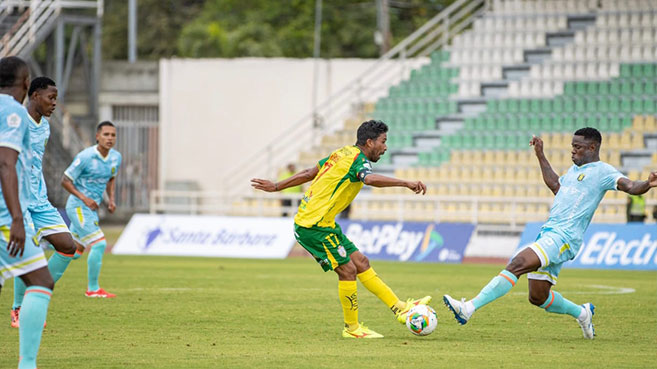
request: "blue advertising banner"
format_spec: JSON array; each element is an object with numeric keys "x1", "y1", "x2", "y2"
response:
[
  {"x1": 518, "y1": 222, "x2": 657, "y2": 270},
  {"x1": 337, "y1": 220, "x2": 475, "y2": 263}
]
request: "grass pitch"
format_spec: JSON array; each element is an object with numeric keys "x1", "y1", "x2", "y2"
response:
[{"x1": 0, "y1": 256, "x2": 655, "y2": 368}]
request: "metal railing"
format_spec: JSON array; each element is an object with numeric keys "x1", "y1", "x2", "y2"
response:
[
  {"x1": 149, "y1": 190, "x2": 654, "y2": 230},
  {"x1": 0, "y1": 0, "x2": 102, "y2": 57},
  {"x1": 213, "y1": 0, "x2": 489, "y2": 199}
]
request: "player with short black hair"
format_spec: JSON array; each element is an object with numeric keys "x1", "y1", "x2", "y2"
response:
[
  {"x1": 252, "y1": 120, "x2": 430, "y2": 339},
  {"x1": 11, "y1": 76, "x2": 81, "y2": 328},
  {"x1": 62, "y1": 120, "x2": 122, "y2": 298},
  {"x1": 443, "y1": 127, "x2": 657, "y2": 339},
  {"x1": 0, "y1": 56, "x2": 54, "y2": 369}
]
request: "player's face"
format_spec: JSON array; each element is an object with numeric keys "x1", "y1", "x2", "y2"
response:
[
  {"x1": 34, "y1": 85, "x2": 57, "y2": 117},
  {"x1": 369, "y1": 132, "x2": 387, "y2": 162},
  {"x1": 96, "y1": 125, "x2": 117, "y2": 150},
  {"x1": 571, "y1": 135, "x2": 595, "y2": 166}
]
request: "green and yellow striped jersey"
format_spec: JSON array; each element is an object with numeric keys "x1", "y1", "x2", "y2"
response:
[{"x1": 294, "y1": 145, "x2": 372, "y2": 228}]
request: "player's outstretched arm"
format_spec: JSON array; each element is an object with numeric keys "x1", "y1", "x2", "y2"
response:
[
  {"x1": 530, "y1": 135, "x2": 560, "y2": 195},
  {"x1": 251, "y1": 166, "x2": 319, "y2": 192},
  {"x1": 363, "y1": 174, "x2": 426, "y2": 194},
  {"x1": 617, "y1": 171, "x2": 657, "y2": 195},
  {"x1": 0, "y1": 147, "x2": 25, "y2": 257}
]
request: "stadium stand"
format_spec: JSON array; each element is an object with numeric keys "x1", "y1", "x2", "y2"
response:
[
  {"x1": 353, "y1": 0, "x2": 657, "y2": 225},
  {"x1": 236, "y1": 0, "x2": 656, "y2": 227}
]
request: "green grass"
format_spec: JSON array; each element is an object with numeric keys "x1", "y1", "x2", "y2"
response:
[{"x1": 1, "y1": 257, "x2": 655, "y2": 368}]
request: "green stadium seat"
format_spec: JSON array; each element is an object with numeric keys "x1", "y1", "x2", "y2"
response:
[
  {"x1": 530, "y1": 99, "x2": 541, "y2": 113},
  {"x1": 609, "y1": 81, "x2": 621, "y2": 95},
  {"x1": 552, "y1": 115, "x2": 564, "y2": 131},
  {"x1": 645, "y1": 81, "x2": 656, "y2": 95},
  {"x1": 540, "y1": 99, "x2": 552, "y2": 114},
  {"x1": 621, "y1": 81, "x2": 632, "y2": 95},
  {"x1": 575, "y1": 82, "x2": 587, "y2": 95},
  {"x1": 575, "y1": 97, "x2": 586, "y2": 113},
  {"x1": 563, "y1": 98, "x2": 574, "y2": 113},
  {"x1": 631, "y1": 64, "x2": 644, "y2": 78},
  {"x1": 598, "y1": 82, "x2": 610, "y2": 95},
  {"x1": 586, "y1": 82, "x2": 598, "y2": 96},
  {"x1": 632, "y1": 81, "x2": 644, "y2": 95},
  {"x1": 507, "y1": 99, "x2": 519, "y2": 113},
  {"x1": 608, "y1": 116, "x2": 622, "y2": 131},
  {"x1": 563, "y1": 116, "x2": 575, "y2": 131},
  {"x1": 643, "y1": 64, "x2": 655, "y2": 78},
  {"x1": 644, "y1": 98, "x2": 656, "y2": 114},
  {"x1": 519, "y1": 99, "x2": 530, "y2": 114},
  {"x1": 620, "y1": 64, "x2": 632, "y2": 78},
  {"x1": 597, "y1": 116, "x2": 610, "y2": 131},
  {"x1": 563, "y1": 82, "x2": 576, "y2": 96}
]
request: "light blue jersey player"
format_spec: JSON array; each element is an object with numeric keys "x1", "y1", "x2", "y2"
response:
[
  {"x1": 62, "y1": 121, "x2": 121, "y2": 298},
  {"x1": 0, "y1": 56, "x2": 54, "y2": 369},
  {"x1": 443, "y1": 127, "x2": 657, "y2": 340},
  {"x1": 11, "y1": 77, "x2": 79, "y2": 328}
]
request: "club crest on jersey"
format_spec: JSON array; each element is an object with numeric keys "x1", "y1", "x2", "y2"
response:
[
  {"x1": 337, "y1": 245, "x2": 347, "y2": 257},
  {"x1": 577, "y1": 173, "x2": 585, "y2": 181},
  {"x1": 6, "y1": 113, "x2": 21, "y2": 128},
  {"x1": 111, "y1": 167, "x2": 116, "y2": 175}
]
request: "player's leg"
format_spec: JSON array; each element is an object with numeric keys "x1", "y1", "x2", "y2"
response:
[
  {"x1": 293, "y1": 224, "x2": 381, "y2": 338},
  {"x1": 68, "y1": 205, "x2": 114, "y2": 297},
  {"x1": 44, "y1": 232, "x2": 77, "y2": 282},
  {"x1": 350, "y1": 251, "x2": 430, "y2": 323},
  {"x1": 528, "y1": 266, "x2": 595, "y2": 339},
  {"x1": 1, "y1": 222, "x2": 53, "y2": 369},
  {"x1": 17, "y1": 267, "x2": 54, "y2": 369},
  {"x1": 443, "y1": 246, "x2": 540, "y2": 325}
]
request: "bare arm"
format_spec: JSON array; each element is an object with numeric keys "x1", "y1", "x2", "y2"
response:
[
  {"x1": 530, "y1": 135, "x2": 560, "y2": 195},
  {"x1": 61, "y1": 175, "x2": 99, "y2": 210},
  {"x1": 106, "y1": 176, "x2": 117, "y2": 213},
  {"x1": 363, "y1": 174, "x2": 426, "y2": 194},
  {"x1": 0, "y1": 147, "x2": 25, "y2": 257},
  {"x1": 617, "y1": 172, "x2": 657, "y2": 195},
  {"x1": 251, "y1": 166, "x2": 319, "y2": 192}
]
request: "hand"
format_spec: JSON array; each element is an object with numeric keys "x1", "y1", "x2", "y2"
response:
[
  {"x1": 7, "y1": 217, "x2": 25, "y2": 257},
  {"x1": 83, "y1": 196, "x2": 99, "y2": 210},
  {"x1": 649, "y1": 171, "x2": 657, "y2": 187},
  {"x1": 407, "y1": 180, "x2": 427, "y2": 195},
  {"x1": 251, "y1": 178, "x2": 277, "y2": 192},
  {"x1": 529, "y1": 135, "x2": 544, "y2": 155},
  {"x1": 107, "y1": 200, "x2": 116, "y2": 213}
]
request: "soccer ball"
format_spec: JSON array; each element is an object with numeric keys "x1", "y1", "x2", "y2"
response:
[{"x1": 405, "y1": 304, "x2": 438, "y2": 336}]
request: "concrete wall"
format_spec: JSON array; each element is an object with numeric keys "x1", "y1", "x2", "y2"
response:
[{"x1": 159, "y1": 57, "x2": 425, "y2": 193}]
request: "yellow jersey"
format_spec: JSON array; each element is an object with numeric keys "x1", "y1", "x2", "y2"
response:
[{"x1": 294, "y1": 145, "x2": 372, "y2": 228}]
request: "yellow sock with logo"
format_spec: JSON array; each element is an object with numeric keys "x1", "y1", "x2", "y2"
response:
[
  {"x1": 338, "y1": 280, "x2": 359, "y2": 331},
  {"x1": 357, "y1": 268, "x2": 405, "y2": 314}
]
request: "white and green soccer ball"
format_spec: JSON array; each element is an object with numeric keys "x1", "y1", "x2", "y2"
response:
[{"x1": 405, "y1": 304, "x2": 438, "y2": 336}]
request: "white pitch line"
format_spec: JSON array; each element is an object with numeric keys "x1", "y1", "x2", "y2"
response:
[{"x1": 511, "y1": 284, "x2": 635, "y2": 295}]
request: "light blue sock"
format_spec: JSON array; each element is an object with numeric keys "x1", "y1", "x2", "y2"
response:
[
  {"x1": 471, "y1": 270, "x2": 518, "y2": 310},
  {"x1": 18, "y1": 286, "x2": 52, "y2": 369},
  {"x1": 87, "y1": 240, "x2": 106, "y2": 291},
  {"x1": 539, "y1": 290, "x2": 583, "y2": 318},
  {"x1": 48, "y1": 252, "x2": 74, "y2": 283},
  {"x1": 13, "y1": 277, "x2": 27, "y2": 309}
]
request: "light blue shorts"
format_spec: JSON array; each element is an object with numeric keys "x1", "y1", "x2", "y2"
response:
[
  {"x1": 0, "y1": 214, "x2": 48, "y2": 286},
  {"x1": 521, "y1": 231, "x2": 576, "y2": 285},
  {"x1": 29, "y1": 203, "x2": 70, "y2": 249},
  {"x1": 65, "y1": 205, "x2": 105, "y2": 248}
]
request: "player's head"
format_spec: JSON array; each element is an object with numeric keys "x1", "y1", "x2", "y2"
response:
[
  {"x1": 356, "y1": 120, "x2": 388, "y2": 162},
  {"x1": 28, "y1": 77, "x2": 57, "y2": 118},
  {"x1": 96, "y1": 120, "x2": 117, "y2": 150},
  {"x1": 0, "y1": 56, "x2": 30, "y2": 102},
  {"x1": 571, "y1": 127, "x2": 602, "y2": 166}
]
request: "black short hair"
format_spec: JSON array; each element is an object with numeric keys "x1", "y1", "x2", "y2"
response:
[
  {"x1": 0, "y1": 56, "x2": 28, "y2": 88},
  {"x1": 574, "y1": 127, "x2": 602, "y2": 145},
  {"x1": 97, "y1": 120, "x2": 115, "y2": 132},
  {"x1": 28, "y1": 76, "x2": 56, "y2": 97},
  {"x1": 356, "y1": 120, "x2": 388, "y2": 146}
]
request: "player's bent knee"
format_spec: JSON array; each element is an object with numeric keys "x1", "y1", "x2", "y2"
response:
[
  {"x1": 528, "y1": 290, "x2": 548, "y2": 306},
  {"x1": 335, "y1": 262, "x2": 357, "y2": 280}
]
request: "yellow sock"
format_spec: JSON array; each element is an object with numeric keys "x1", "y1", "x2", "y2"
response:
[
  {"x1": 338, "y1": 280, "x2": 359, "y2": 331},
  {"x1": 357, "y1": 268, "x2": 405, "y2": 314}
]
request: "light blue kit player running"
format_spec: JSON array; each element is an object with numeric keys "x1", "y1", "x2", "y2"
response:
[
  {"x1": 443, "y1": 127, "x2": 657, "y2": 339},
  {"x1": 0, "y1": 56, "x2": 54, "y2": 369},
  {"x1": 11, "y1": 77, "x2": 79, "y2": 328},
  {"x1": 62, "y1": 121, "x2": 121, "y2": 298}
]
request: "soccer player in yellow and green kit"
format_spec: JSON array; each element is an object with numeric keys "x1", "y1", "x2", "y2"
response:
[{"x1": 251, "y1": 120, "x2": 429, "y2": 338}]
